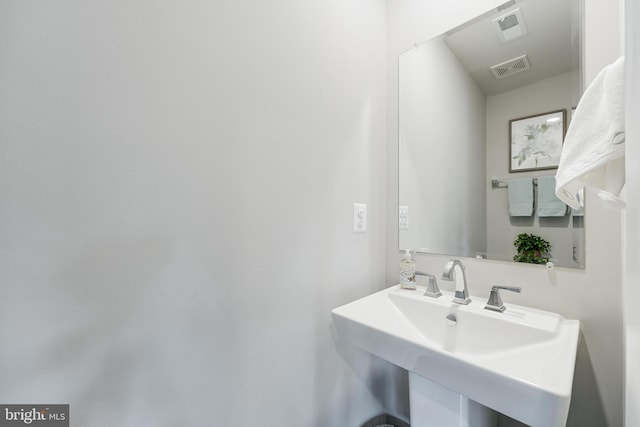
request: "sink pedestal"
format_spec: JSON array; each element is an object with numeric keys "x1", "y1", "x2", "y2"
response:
[{"x1": 409, "y1": 372, "x2": 497, "y2": 427}]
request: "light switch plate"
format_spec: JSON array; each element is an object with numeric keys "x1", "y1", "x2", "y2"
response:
[{"x1": 399, "y1": 205, "x2": 409, "y2": 230}]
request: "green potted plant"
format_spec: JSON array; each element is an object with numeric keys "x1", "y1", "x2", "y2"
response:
[{"x1": 513, "y1": 233, "x2": 552, "y2": 265}]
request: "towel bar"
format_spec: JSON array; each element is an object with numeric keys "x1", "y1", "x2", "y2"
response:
[{"x1": 491, "y1": 177, "x2": 539, "y2": 189}]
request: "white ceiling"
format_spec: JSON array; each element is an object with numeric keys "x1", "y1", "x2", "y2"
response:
[{"x1": 443, "y1": 0, "x2": 580, "y2": 95}]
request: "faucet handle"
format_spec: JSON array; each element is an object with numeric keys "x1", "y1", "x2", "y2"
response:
[
  {"x1": 485, "y1": 285, "x2": 522, "y2": 312},
  {"x1": 415, "y1": 271, "x2": 442, "y2": 298}
]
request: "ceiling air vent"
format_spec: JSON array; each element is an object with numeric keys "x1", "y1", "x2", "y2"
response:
[
  {"x1": 492, "y1": 8, "x2": 527, "y2": 42},
  {"x1": 490, "y1": 54, "x2": 531, "y2": 79}
]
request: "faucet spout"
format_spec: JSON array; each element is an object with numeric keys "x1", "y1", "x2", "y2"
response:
[{"x1": 442, "y1": 259, "x2": 471, "y2": 305}]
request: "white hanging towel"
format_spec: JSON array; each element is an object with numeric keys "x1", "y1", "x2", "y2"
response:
[{"x1": 555, "y1": 56, "x2": 625, "y2": 209}]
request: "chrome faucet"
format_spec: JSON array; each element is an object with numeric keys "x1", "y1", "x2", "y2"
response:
[
  {"x1": 484, "y1": 285, "x2": 522, "y2": 312},
  {"x1": 441, "y1": 259, "x2": 471, "y2": 305},
  {"x1": 415, "y1": 271, "x2": 442, "y2": 298}
]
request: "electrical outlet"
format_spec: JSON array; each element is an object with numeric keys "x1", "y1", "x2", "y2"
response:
[{"x1": 353, "y1": 203, "x2": 367, "y2": 233}]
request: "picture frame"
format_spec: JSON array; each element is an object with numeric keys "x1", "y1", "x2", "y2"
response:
[{"x1": 509, "y1": 109, "x2": 566, "y2": 172}]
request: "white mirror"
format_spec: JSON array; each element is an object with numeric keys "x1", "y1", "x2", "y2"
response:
[{"x1": 399, "y1": 0, "x2": 585, "y2": 268}]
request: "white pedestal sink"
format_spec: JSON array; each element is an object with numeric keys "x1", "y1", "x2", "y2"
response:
[{"x1": 331, "y1": 285, "x2": 580, "y2": 427}]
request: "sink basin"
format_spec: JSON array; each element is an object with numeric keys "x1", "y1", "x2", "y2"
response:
[{"x1": 331, "y1": 285, "x2": 580, "y2": 427}]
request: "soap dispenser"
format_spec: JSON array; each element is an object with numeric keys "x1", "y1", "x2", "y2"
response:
[{"x1": 400, "y1": 250, "x2": 417, "y2": 289}]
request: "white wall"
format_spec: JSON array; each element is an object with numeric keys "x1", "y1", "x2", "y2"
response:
[
  {"x1": 0, "y1": 1, "x2": 389, "y2": 426},
  {"x1": 625, "y1": 0, "x2": 640, "y2": 425},
  {"x1": 386, "y1": 0, "x2": 624, "y2": 426},
  {"x1": 399, "y1": 39, "x2": 486, "y2": 256},
  {"x1": 486, "y1": 72, "x2": 582, "y2": 268}
]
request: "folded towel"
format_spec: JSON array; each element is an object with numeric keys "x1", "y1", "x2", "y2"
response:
[
  {"x1": 508, "y1": 178, "x2": 534, "y2": 216},
  {"x1": 555, "y1": 56, "x2": 625, "y2": 209},
  {"x1": 537, "y1": 176, "x2": 568, "y2": 216}
]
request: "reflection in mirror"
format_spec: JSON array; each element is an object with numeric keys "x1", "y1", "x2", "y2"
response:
[{"x1": 399, "y1": 0, "x2": 585, "y2": 268}]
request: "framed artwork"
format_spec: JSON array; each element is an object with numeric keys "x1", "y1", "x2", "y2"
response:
[{"x1": 509, "y1": 109, "x2": 566, "y2": 172}]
